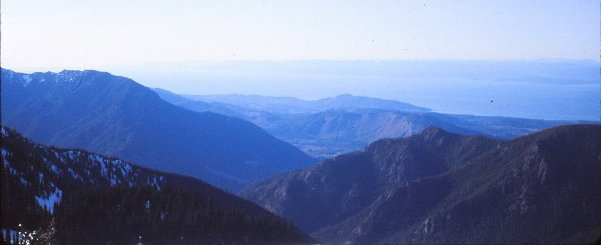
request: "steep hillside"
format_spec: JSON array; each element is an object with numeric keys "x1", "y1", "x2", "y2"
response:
[
  {"x1": 0, "y1": 127, "x2": 311, "y2": 244},
  {"x1": 241, "y1": 124, "x2": 601, "y2": 244},
  {"x1": 1, "y1": 69, "x2": 315, "y2": 191},
  {"x1": 153, "y1": 88, "x2": 242, "y2": 117}
]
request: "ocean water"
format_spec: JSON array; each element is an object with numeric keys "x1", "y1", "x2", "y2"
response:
[{"x1": 111, "y1": 60, "x2": 600, "y2": 121}]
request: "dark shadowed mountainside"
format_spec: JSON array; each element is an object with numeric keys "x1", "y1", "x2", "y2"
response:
[
  {"x1": 0, "y1": 127, "x2": 311, "y2": 244},
  {"x1": 241, "y1": 124, "x2": 601, "y2": 244},
  {"x1": 1, "y1": 68, "x2": 315, "y2": 191}
]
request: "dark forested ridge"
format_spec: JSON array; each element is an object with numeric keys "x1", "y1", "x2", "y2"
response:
[
  {"x1": 241, "y1": 124, "x2": 601, "y2": 244},
  {"x1": 0, "y1": 68, "x2": 315, "y2": 191},
  {"x1": 0, "y1": 127, "x2": 311, "y2": 244},
  {"x1": 55, "y1": 186, "x2": 307, "y2": 244}
]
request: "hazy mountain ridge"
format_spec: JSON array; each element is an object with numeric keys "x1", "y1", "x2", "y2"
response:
[
  {"x1": 156, "y1": 88, "x2": 578, "y2": 158},
  {"x1": 153, "y1": 88, "x2": 243, "y2": 117},
  {"x1": 125, "y1": 60, "x2": 600, "y2": 121},
  {"x1": 1, "y1": 68, "x2": 315, "y2": 191},
  {"x1": 0, "y1": 126, "x2": 311, "y2": 244},
  {"x1": 185, "y1": 93, "x2": 431, "y2": 114},
  {"x1": 241, "y1": 124, "x2": 601, "y2": 244}
]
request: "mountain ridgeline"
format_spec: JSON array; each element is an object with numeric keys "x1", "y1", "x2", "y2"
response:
[
  {"x1": 155, "y1": 88, "x2": 578, "y2": 158},
  {"x1": 241, "y1": 124, "x2": 601, "y2": 244},
  {"x1": 0, "y1": 68, "x2": 315, "y2": 191},
  {"x1": 0, "y1": 127, "x2": 311, "y2": 244},
  {"x1": 184, "y1": 93, "x2": 432, "y2": 114},
  {"x1": 3, "y1": 68, "x2": 598, "y2": 244}
]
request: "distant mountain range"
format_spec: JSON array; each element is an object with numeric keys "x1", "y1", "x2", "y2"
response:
[
  {"x1": 155, "y1": 88, "x2": 581, "y2": 158},
  {"x1": 3, "y1": 67, "x2": 599, "y2": 244},
  {"x1": 184, "y1": 93, "x2": 432, "y2": 114},
  {"x1": 240, "y1": 124, "x2": 601, "y2": 244},
  {"x1": 123, "y1": 60, "x2": 600, "y2": 121},
  {"x1": 1, "y1": 68, "x2": 315, "y2": 191},
  {"x1": 0, "y1": 126, "x2": 311, "y2": 244}
]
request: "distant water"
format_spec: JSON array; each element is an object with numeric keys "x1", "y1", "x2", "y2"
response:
[
  {"x1": 109, "y1": 60, "x2": 600, "y2": 121},
  {"x1": 380, "y1": 78, "x2": 599, "y2": 121}
]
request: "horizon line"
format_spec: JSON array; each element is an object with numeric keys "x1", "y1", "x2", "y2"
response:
[{"x1": 3, "y1": 57, "x2": 600, "y2": 74}]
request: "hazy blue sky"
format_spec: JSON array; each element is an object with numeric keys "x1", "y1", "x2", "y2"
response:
[{"x1": 1, "y1": 0, "x2": 599, "y2": 70}]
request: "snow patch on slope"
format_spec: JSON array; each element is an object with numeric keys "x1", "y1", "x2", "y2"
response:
[
  {"x1": 35, "y1": 188, "x2": 62, "y2": 214},
  {"x1": 21, "y1": 74, "x2": 32, "y2": 86}
]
